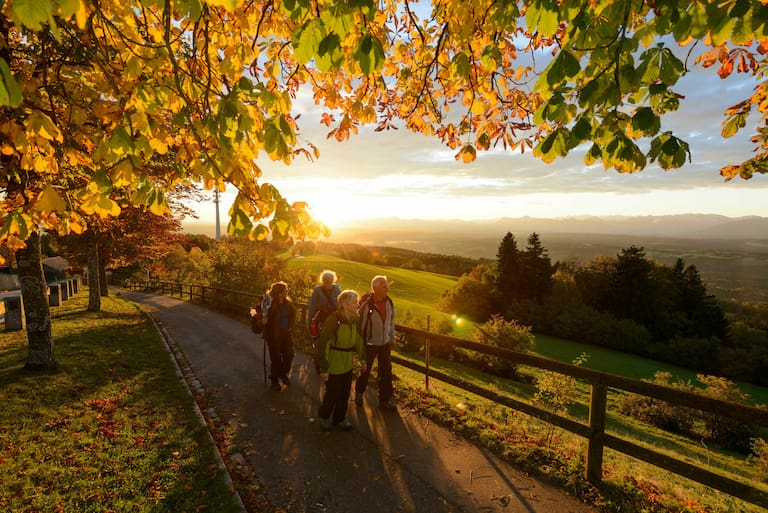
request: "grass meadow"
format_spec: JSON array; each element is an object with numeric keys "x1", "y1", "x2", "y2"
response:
[{"x1": 0, "y1": 294, "x2": 241, "y2": 513}]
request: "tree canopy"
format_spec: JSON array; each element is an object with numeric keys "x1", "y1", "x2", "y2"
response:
[{"x1": 2, "y1": 0, "x2": 766, "y2": 257}]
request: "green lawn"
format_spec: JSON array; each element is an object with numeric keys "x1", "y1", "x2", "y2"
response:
[
  {"x1": 0, "y1": 293, "x2": 242, "y2": 513},
  {"x1": 534, "y1": 333, "x2": 768, "y2": 406},
  {"x1": 288, "y1": 254, "x2": 469, "y2": 333}
]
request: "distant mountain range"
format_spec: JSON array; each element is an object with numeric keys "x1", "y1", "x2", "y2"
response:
[
  {"x1": 183, "y1": 214, "x2": 768, "y2": 242},
  {"x1": 328, "y1": 214, "x2": 768, "y2": 241}
]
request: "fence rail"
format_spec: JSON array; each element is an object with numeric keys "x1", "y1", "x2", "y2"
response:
[{"x1": 123, "y1": 279, "x2": 768, "y2": 508}]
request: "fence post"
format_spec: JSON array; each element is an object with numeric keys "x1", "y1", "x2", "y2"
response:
[
  {"x1": 201, "y1": 286, "x2": 206, "y2": 304},
  {"x1": 586, "y1": 378, "x2": 607, "y2": 484}
]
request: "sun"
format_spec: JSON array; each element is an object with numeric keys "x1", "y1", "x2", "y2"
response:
[{"x1": 309, "y1": 200, "x2": 356, "y2": 230}]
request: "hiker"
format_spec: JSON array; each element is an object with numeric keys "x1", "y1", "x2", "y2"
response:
[
  {"x1": 354, "y1": 275, "x2": 397, "y2": 410},
  {"x1": 264, "y1": 281, "x2": 296, "y2": 391},
  {"x1": 307, "y1": 270, "x2": 341, "y2": 342},
  {"x1": 316, "y1": 289, "x2": 367, "y2": 431}
]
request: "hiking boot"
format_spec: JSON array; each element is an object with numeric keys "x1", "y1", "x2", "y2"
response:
[
  {"x1": 379, "y1": 398, "x2": 397, "y2": 410},
  {"x1": 281, "y1": 374, "x2": 291, "y2": 386},
  {"x1": 270, "y1": 380, "x2": 281, "y2": 391},
  {"x1": 336, "y1": 419, "x2": 354, "y2": 431},
  {"x1": 319, "y1": 417, "x2": 333, "y2": 431},
  {"x1": 354, "y1": 392, "x2": 364, "y2": 407}
]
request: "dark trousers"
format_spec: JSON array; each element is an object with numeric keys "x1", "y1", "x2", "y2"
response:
[
  {"x1": 266, "y1": 330, "x2": 293, "y2": 382},
  {"x1": 355, "y1": 343, "x2": 392, "y2": 402},
  {"x1": 319, "y1": 370, "x2": 353, "y2": 424}
]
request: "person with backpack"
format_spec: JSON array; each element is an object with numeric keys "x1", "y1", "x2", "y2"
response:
[
  {"x1": 263, "y1": 281, "x2": 296, "y2": 391},
  {"x1": 354, "y1": 275, "x2": 397, "y2": 410},
  {"x1": 307, "y1": 270, "x2": 341, "y2": 343},
  {"x1": 316, "y1": 289, "x2": 367, "y2": 430}
]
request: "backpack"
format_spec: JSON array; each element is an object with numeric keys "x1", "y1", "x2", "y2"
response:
[
  {"x1": 309, "y1": 287, "x2": 337, "y2": 339},
  {"x1": 249, "y1": 302, "x2": 264, "y2": 334},
  {"x1": 310, "y1": 307, "x2": 334, "y2": 339}
]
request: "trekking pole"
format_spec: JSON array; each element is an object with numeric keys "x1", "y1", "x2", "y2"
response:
[{"x1": 263, "y1": 334, "x2": 267, "y2": 388}]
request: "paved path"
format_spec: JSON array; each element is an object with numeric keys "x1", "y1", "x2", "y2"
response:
[{"x1": 120, "y1": 289, "x2": 596, "y2": 513}]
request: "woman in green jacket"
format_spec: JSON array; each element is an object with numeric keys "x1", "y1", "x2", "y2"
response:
[{"x1": 317, "y1": 289, "x2": 367, "y2": 431}]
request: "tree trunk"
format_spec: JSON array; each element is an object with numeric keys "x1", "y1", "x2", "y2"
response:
[
  {"x1": 99, "y1": 259, "x2": 109, "y2": 297},
  {"x1": 87, "y1": 233, "x2": 101, "y2": 311},
  {"x1": 16, "y1": 232, "x2": 56, "y2": 370}
]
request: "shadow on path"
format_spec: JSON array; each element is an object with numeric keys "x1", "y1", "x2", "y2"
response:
[{"x1": 121, "y1": 289, "x2": 596, "y2": 513}]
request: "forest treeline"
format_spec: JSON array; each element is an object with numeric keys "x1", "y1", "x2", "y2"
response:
[
  {"x1": 438, "y1": 232, "x2": 768, "y2": 387},
  {"x1": 114, "y1": 232, "x2": 768, "y2": 388}
]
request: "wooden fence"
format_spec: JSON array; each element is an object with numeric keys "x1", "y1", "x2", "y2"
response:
[{"x1": 123, "y1": 279, "x2": 768, "y2": 508}]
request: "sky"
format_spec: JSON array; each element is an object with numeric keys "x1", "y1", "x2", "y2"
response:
[{"x1": 184, "y1": 65, "x2": 768, "y2": 234}]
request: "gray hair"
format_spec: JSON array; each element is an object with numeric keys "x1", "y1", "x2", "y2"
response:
[
  {"x1": 319, "y1": 270, "x2": 337, "y2": 284},
  {"x1": 371, "y1": 275, "x2": 388, "y2": 289},
  {"x1": 337, "y1": 289, "x2": 359, "y2": 308}
]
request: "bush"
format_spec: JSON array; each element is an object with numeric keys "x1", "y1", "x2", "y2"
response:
[
  {"x1": 472, "y1": 315, "x2": 535, "y2": 377},
  {"x1": 696, "y1": 374, "x2": 756, "y2": 453},
  {"x1": 749, "y1": 438, "x2": 768, "y2": 484},
  {"x1": 617, "y1": 372, "x2": 696, "y2": 434},
  {"x1": 534, "y1": 353, "x2": 588, "y2": 417}
]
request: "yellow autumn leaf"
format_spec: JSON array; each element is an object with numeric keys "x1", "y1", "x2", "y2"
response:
[
  {"x1": 80, "y1": 193, "x2": 121, "y2": 217},
  {"x1": 110, "y1": 159, "x2": 136, "y2": 187},
  {"x1": 26, "y1": 110, "x2": 63, "y2": 142},
  {"x1": 32, "y1": 154, "x2": 51, "y2": 172},
  {"x1": 1, "y1": 143, "x2": 14, "y2": 155},
  {"x1": 455, "y1": 144, "x2": 477, "y2": 163},
  {"x1": 34, "y1": 184, "x2": 68, "y2": 212}
]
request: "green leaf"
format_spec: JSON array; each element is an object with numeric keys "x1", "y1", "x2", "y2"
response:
[
  {"x1": 146, "y1": 188, "x2": 171, "y2": 216},
  {"x1": 451, "y1": 53, "x2": 471, "y2": 79},
  {"x1": 526, "y1": 0, "x2": 560, "y2": 38},
  {"x1": 0, "y1": 211, "x2": 30, "y2": 241},
  {"x1": 10, "y1": 0, "x2": 52, "y2": 30},
  {"x1": 708, "y1": 5, "x2": 736, "y2": 46},
  {"x1": 353, "y1": 33, "x2": 385, "y2": 75},
  {"x1": 722, "y1": 113, "x2": 747, "y2": 138},
  {"x1": 548, "y1": 50, "x2": 580, "y2": 89},
  {"x1": 0, "y1": 59, "x2": 23, "y2": 107},
  {"x1": 282, "y1": 0, "x2": 311, "y2": 20},
  {"x1": 533, "y1": 128, "x2": 569, "y2": 163},
  {"x1": 570, "y1": 116, "x2": 592, "y2": 145},
  {"x1": 108, "y1": 126, "x2": 134, "y2": 156},
  {"x1": 250, "y1": 224, "x2": 269, "y2": 241},
  {"x1": 534, "y1": 93, "x2": 571, "y2": 124},
  {"x1": 604, "y1": 134, "x2": 646, "y2": 172},
  {"x1": 649, "y1": 132, "x2": 691, "y2": 170},
  {"x1": 176, "y1": 0, "x2": 203, "y2": 20},
  {"x1": 631, "y1": 107, "x2": 660, "y2": 136},
  {"x1": 316, "y1": 32, "x2": 343, "y2": 72},
  {"x1": 480, "y1": 45, "x2": 502, "y2": 70},
  {"x1": 228, "y1": 206, "x2": 254, "y2": 237},
  {"x1": 293, "y1": 18, "x2": 325, "y2": 65},
  {"x1": 584, "y1": 143, "x2": 601, "y2": 166}
]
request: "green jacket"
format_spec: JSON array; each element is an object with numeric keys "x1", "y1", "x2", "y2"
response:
[{"x1": 316, "y1": 311, "x2": 365, "y2": 375}]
